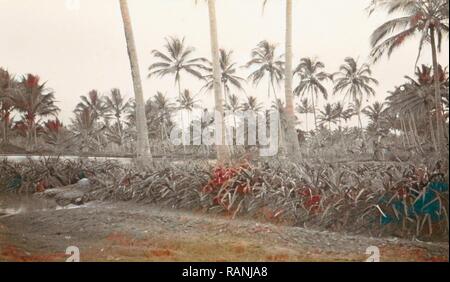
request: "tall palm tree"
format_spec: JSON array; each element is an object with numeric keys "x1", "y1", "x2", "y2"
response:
[
  {"x1": 13, "y1": 74, "x2": 60, "y2": 149},
  {"x1": 205, "y1": 0, "x2": 231, "y2": 162},
  {"x1": 148, "y1": 36, "x2": 206, "y2": 96},
  {"x1": 246, "y1": 40, "x2": 285, "y2": 100},
  {"x1": 369, "y1": 0, "x2": 449, "y2": 151},
  {"x1": 333, "y1": 57, "x2": 379, "y2": 105},
  {"x1": 119, "y1": 0, "x2": 152, "y2": 162},
  {"x1": 294, "y1": 57, "x2": 331, "y2": 130},
  {"x1": 283, "y1": 0, "x2": 301, "y2": 157},
  {"x1": 296, "y1": 98, "x2": 314, "y2": 132},
  {"x1": 201, "y1": 49, "x2": 246, "y2": 103}
]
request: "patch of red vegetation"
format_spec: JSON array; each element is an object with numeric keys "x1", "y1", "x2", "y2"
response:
[
  {"x1": 1, "y1": 244, "x2": 65, "y2": 262},
  {"x1": 265, "y1": 254, "x2": 290, "y2": 261},
  {"x1": 148, "y1": 248, "x2": 173, "y2": 257}
]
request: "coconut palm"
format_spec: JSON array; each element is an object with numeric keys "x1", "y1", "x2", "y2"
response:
[
  {"x1": 105, "y1": 89, "x2": 132, "y2": 123},
  {"x1": 70, "y1": 107, "x2": 104, "y2": 153},
  {"x1": 153, "y1": 91, "x2": 175, "y2": 142},
  {"x1": 177, "y1": 89, "x2": 200, "y2": 150},
  {"x1": 201, "y1": 49, "x2": 246, "y2": 103},
  {"x1": 318, "y1": 103, "x2": 338, "y2": 131},
  {"x1": 333, "y1": 57, "x2": 379, "y2": 105},
  {"x1": 13, "y1": 74, "x2": 60, "y2": 149},
  {"x1": 262, "y1": 0, "x2": 300, "y2": 157},
  {"x1": 75, "y1": 90, "x2": 108, "y2": 121},
  {"x1": 349, "y1": 98, "x2": 365, "y2": 132},
  {"x1": 0, "y1": 68, "x2": 16, "y2": 144},
  {"x1": 295, "y1": 98, "x2": 315, "y2": 132},
  {"x1": 246, "y1": 40, "x2": 285, "y2": 99},
  {"x1": 104, "y1": 88, "x2": 132, "y2": 147},
  {"x1": 204, "y1": 0, "x2": 231, "y2": 162},
  {"x1": 368, "y1": 0, "x2": 449, "y2": 151},
  {"x1": 386, "y1": 64, "x2": 449, "y2": 151},
  {"x1": 362, "y1": 101, "x2": 387, "y2": 134},
  {"x1": 148, "y1": 36, "x2": 206, "y2": 96},
  {"x1": 294, "y1": 58, "x2": 331, "y2": 130},
  {"x1": 119, "y1": 0, "x2": 152, "y2": 162},
  {"x1": 242, "y1": 96, "x2": 263, "y2": 113}
]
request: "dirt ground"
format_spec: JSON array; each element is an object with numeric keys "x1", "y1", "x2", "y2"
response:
[{"x1": 0, "y1": 197, "x2": 448, "y2": 262}]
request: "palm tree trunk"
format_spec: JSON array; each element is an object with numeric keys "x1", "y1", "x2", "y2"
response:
[
  {"x1": 207, "y1": 0, "x2": 230, "y2": 163},
  {"x1": 428, "y1": 106, "x2": 438, "y2": 152},
  {"x1": 119, "y1": 0, "x2": 152, "y2": 164},
  {"x1": 282, "y1": 0, "x2": 301, "y2": 158},
  {"x1": 430, "y1": 27, "x2": 444, "y2": 153},
  {"x1": 305, "y1": 113, "x2": 308, "y2": 132},
  {"x1": 401, "y1": 117, "x2": 410, "y2": 148},
  {"x1": 2, "y1": 113, "x2": 8, "y2": 144},
  {"x1": 311, "y1": 93, "x2": 317, "y2": 130},
  {"x1": 411, "y1": 114, "x2": 424, "y2": 154}
]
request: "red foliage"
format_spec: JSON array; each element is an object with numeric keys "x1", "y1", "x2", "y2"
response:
[
  {"x1": 45, "y1": 118, "x2": 63, "y2": 133},
  {"x1": 297, "y1": 185, "x2": 322, "y2": 214},
  {"x1": 25, "y1": 74, "x2": 40, "y2": 89}
]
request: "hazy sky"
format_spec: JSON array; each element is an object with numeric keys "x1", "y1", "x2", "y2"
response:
[{"x1": 1, "y1": 0, "x2": 448, "y2": 129}]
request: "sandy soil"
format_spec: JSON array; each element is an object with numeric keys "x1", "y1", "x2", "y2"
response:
[{"x1": 0, "y1": 198, "x2": 448, "y2": 262}]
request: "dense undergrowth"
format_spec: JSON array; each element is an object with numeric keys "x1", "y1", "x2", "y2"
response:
[{"x1": 0, "y1": 157, "x2": 448, "y2": 241}]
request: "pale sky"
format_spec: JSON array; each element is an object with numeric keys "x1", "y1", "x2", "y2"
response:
[{"x1": 0, "y1": 0, "x2": 448, "y2": 129}]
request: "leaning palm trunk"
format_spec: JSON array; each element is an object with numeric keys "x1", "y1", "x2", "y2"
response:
[
  {"x1": 2, "y1": 113, "x2": 9, "y2": 144},
  {"x1": 119, "y1": 0, "x2": 152, "y2": 164},
  {"x1": 207, "y1": 0, "x2": 230, "y2": 163},
  {"x1": 430, "y1": 27, "x2": 445, "y2": 154},
  {"x1": 283, "y1": 0, "x2": 300, "y2": 158}
]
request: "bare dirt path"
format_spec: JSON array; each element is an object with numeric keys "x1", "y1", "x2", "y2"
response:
[{"x1": 0, "y1": 200, "x2": 448, "y2": 262}]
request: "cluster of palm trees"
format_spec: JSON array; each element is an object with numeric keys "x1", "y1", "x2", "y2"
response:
[
  {"x1": 0, "y1": 71, "x2": 59, "y2": 150},
  {"x1": 1, "y1": 0, "x2": 448, "y2": 162}
]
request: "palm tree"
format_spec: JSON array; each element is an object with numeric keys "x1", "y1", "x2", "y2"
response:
[
  {"x1": 75, "y1": 90, "x2": 107, "y2": 121},
  {"x1": 153, "y1": 91, "x2": 175, "y2": 143},
  {"x1": 43, "y1": 118, "x2": 72, "y2": 153},
  {"x1": 349, "y1": 98, "x2": 365, "y2": 132},
  {"x1": 205, "y1": 0, "x2": 231, "y2": 162},
  {"x1": 224, "y1": 94, "x2": 242, "y2": 137},
  {"x1": 283, "y1": 0, "x2": 301, "y2": 157},
  {"x1": 386, "y1": 64, "x2": 448, "y2": 151},
  {"x1": 104, "y1": 88, "x2": 132, "y2": 147},
  {"x1": 242, "y1": 96, "x2": 263, "y2": 113},
  {"x1": 13, "y1": 74, "x2": 59, "y2": 149},
  {"x1": 246, "y1": 40, "x2": 285, "y2": 100},
  {"x1": 294, "y1": 58, "x2": 331, "y2": 130},
  {"x1": 0, "y1": 68, "x2": 16, "y2": 144},
  {"x1": 369, "y1": 0, "x2": 449, "y2": 151},
  {"x1": 318, "y1": 103, "x2": 337, "y2": 131},
  {"x1": 362, "y1": 101, "x2": 387, "y2": 135},
  {"x1": 333, "y1": 57, "x2": 379, "y2": 104},
  {"x1": 177, "y1": 89, "x2": 199, "y2": 117},
  {"x1": 148, "y1": 36, "x2": 206, "y2": 96},
  {"x1": 70, "y1": 107, "x2": 104, "y2": 154},
  {"x1": 119, "y1": 0, "x2": 152, "y2": 163},
  {"x1": 201, "y1": 49, "x2": 246, "y2": 103},
  {"x1": 295, "y1": 98, "x2": 314, "y2": 132}
]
